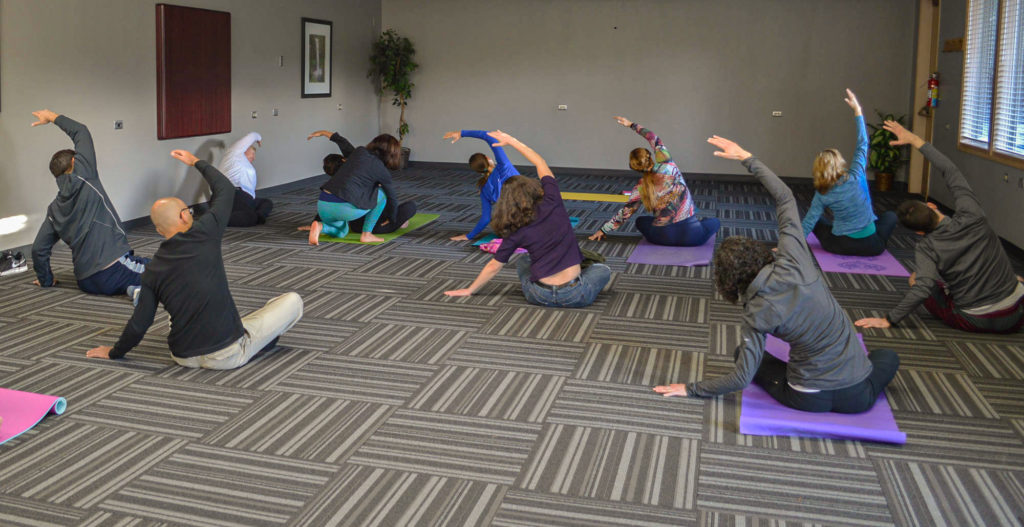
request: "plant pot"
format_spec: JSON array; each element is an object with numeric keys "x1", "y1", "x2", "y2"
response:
[
  {"x1": 875, "y1": 172, "x2": 893, "y2": 192},
  {"x1": 399, "y1": 147, "x2": 410, "y2": 169}
]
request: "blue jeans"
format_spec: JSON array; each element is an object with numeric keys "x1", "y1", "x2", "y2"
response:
[
  {"x1": 636, "y1": 215, "x2": 720, "y2": 246},
  {"x1": 515, "y1": 255, "x2": 612, "y2": 308},
  {"x1": 317, "y1": 188, "x2": 386, "y2": 238},
  {"x1": 77, "y1": 253, "x2": 149, "y2": 296}
]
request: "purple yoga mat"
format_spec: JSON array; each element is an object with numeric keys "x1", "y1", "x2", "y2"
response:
[
  {"x1": 626, "y1": 235, "x2": 716, "y2": 266},
  {"x1": 738, "y1": 335, "x2": 906, "y2": 444},
  {"x1": 0, "y1": 388, "x2": 67, "y2": 446},
  {"x1": 806, "y1": 233, "x2": 910, "y2": 277}
]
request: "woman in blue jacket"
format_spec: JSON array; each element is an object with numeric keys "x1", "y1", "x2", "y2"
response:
[{"x1": 443, "y1": 129, "x2": 520, "y2": 242}]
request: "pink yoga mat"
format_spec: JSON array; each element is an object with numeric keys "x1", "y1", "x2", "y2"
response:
[
  {"x1": 738, "y1": 335, "x2": 906, "y2": 444},
  {"x1": 626, "y1": 235, "x2": 716, "y2": 266},
  {"x1": 806, "y1": 233, "x2": 910, "y2": 277},
  {"x1": 0, "y1": 388, "x2": 67, "y2": 446}
]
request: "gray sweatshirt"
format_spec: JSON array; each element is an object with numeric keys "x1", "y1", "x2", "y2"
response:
[
  {"x1": 688, "y1": 157, "x2": 872, "y2": 397},
  {"x1": 887, "y1": 144, "x2": 1019, "y2": 324},
  {"x1": 32, "y1": 116, "x2": 132, "y2": 285}
]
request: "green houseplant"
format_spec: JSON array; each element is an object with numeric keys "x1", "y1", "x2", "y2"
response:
[
  {"x1": 368, "y1": 29, "x2": 418, "y2": 167},
  {"x1": 866, "y1": 111, "x2": 907, "y2": 191}
]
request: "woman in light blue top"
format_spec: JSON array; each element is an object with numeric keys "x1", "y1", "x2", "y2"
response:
[
  {"x1": 443, "y1": 129, "x2": 520, "y2": 241},
  {"x1": 802, "y1": 89, "x2": 897, "y2": 256}
]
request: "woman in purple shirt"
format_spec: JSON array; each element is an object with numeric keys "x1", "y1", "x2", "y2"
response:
[{"x1": 445, "y1": 131, "x2": 612, "y2": 308}]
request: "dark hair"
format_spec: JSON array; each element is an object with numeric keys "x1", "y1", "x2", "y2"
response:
[
  {"x1": 469, "y1": 153, "x2": 490, "y2": 175},
  {"x1": 475, "y1": 175, "x2": 488, "y2": 192},
  {"x1": 50, "y1": 149, "x2": 76, "y2": 177},
  {"x1": 366, "y1": 134, "x2": 402, "y2": 170},
  {"x1": 323, "y1": 154, "x2": 345, "y2": 176},
  {"x1": 713, "y1": 236, "x2": 776, "y2": 304},
  {"x1": 897, "y1": 200, "x2": 939, "y2": 232},
  {"x1": 491, "y1": 175, "x2": 543, "y2": 237}
]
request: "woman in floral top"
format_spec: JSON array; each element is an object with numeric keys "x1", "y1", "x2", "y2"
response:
[{"x1": 589, "y1": 116, "x2": 719, "y2": 246}]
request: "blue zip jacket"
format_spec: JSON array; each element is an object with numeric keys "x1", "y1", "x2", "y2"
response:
[
  {"x1": 801, "y1": 115, "x2": 877, "y2": 237},
  {"x1": 461, "y1": 130, "x2": 519, "y2": 239}
]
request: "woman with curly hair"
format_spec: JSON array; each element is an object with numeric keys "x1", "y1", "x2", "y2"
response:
[
  {"x1": 445, "y1": 131, "x2": 611, "y2": 308},
  {"x1": 654, "y1": 135, "x2": 899, "y2": 414},
  {"x1": 589, "y1": 116, "x2": 719, "y2": 246},
  {"x1": 802, "y1": 89, "x2": 897, "y2": 256}
]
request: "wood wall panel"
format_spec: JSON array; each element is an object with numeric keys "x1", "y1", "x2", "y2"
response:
[{"x1": 156, "y1": 4, "x2": 231, "y2": 140}]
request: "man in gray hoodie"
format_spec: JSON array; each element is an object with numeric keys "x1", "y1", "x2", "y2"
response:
[{"x1": 30, "y1": 109, "x2": 147, "y2": 298}]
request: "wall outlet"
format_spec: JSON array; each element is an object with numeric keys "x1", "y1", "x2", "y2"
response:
[
  {"x1": 1004, "y1": 173, "x2": 1009, "y2": 182},
  {"x1": 114, "y1": 120, "x2": 123, "y2": 130},
  {"x1": 557, "y1": 104, "x2": 568, "y2": 111},
  {"x1": 278, "y1": 55, "x2": 284, "y2": 67},
  {"x1": 251, "y1": 111, "x2": 258, "y2": 119},
  {"x1": 771, "y1": 110, "x2": 783, "y2": 117},
  {"x1": 337, "y1": 104, "x2": 343, "y2": 111},
  {"x1": 272, "y1": 108, "x2": 279, "y2": 116}
]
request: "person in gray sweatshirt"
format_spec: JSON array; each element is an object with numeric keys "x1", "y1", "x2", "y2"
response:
[
  {"x1": 30, "y1": 109, "x2": 147, "y2": 299},
  {"x1": 855, "y1": 121, "x2": 1023, "y2": 334},
  {"x1": 654, "y1": 135, "x2": 899, "y2": 413}
]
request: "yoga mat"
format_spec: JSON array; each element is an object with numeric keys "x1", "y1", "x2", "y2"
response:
[
  {"x1": 739, "y1": 334, "x2": 906, "y2": 444},
  {"x1": 0, "y1": 388, "x2": 67, "y2": 446},
  {"x1": 319, "y1": 213, "x2": 440, "y2": 244},
  {"x1": 479, "y1": 238, "x2": 527, "y2": 255},
  {"x1": 625, "y1": 235, "x2": 716, "y2": 266},
  {"x1": 806, "y1": 233, "x2": 910, "y2": 277},
  {"x1": 561, "y1": 192, "x2": 629, "y2": 203},
  {"x1": 471, "y1": 217, "x2": 578, "y2": 247}
]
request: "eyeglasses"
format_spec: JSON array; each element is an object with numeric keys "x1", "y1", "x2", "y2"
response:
[{"x1": 180, "y1": 206, "x2": 194, "y2": 216}]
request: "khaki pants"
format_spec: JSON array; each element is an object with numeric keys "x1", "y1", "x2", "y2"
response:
[{"x1": 173, "y1": 292, "x2": 304, "y2": 370}]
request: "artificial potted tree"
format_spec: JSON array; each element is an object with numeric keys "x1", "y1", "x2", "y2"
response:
[
  {"x1": 866, "y1": 111, "x2": 907, "y2": 191},
  {"x1": 368, "y1": 29, "x2": 418, "y2": 168}
]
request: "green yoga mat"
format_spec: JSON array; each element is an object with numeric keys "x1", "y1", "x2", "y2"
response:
[{"x1": 319, "y1": 213, "x2": 440, "y2": 244}]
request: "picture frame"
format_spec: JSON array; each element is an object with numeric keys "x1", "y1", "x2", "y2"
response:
[{"x1": 301, "y1": 17, "x2": 332, "y2": 98}]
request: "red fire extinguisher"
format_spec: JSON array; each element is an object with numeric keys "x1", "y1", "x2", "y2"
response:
[{"x1": 927, "y1": 72, "x2": 940, "y2": 107}]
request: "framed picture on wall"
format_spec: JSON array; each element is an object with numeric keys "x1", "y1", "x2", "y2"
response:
[{"x1": 301, "y1": 17, "x2": 332, "y2": 98}]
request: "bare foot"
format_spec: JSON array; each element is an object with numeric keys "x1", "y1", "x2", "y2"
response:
[
  {"x1": 308, "y1": 221, "x2": 322, "y2": 245},
  {"x1": 360, "y1": 232, "x2": 385, "y2": 243},
  {"x1": 297, "y1": 225, "x2": 311, "y2": 232},
  {"x1": 401, "y1": 220, "x2": 410, "y2": 229}
]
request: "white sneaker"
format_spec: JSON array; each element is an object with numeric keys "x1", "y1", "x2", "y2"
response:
[
  {"x1": 127, "y1": 285, "x2": 141, "y2": 306},
  {"x1": 0, "y1": 251, "x2": 28, "y2": 277}
]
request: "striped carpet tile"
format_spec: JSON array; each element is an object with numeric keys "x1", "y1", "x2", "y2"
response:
[
  {"x1": 334, "y1": 322, "x2": 467, "y2": 363},
  {"x1": 276, "y1": 316, "x2": 363, "y2": 353},
  {"x1": 886, "y1": 370, "x2": 999, "y2": 418},
  {"x1": 858, "y1": 336, "x2": 962, "y2": 373},
  {"x1": 292, "y1": 465, "x2": 506, "y2": 527},
  {"x1": 867, "y1": 413, "x2": 1024, "y2": 469},
  {"x1": 220, "y1": 245, "x2": 298, "y2": 266},
  {"x1": 0, "y1": 421, "x2": 186, "y2": 508},
  {"x1": 284, "y1": 251, "x2": 375, "y2": 271},
  {"x1": 708, "y1": 322, "x2": 744, "y2": 356},
  {"x1": 446, "y1": 334, "x2": 584, "y2": 376},
  {"x1": 301, "y1": 291, "x2": 399, "y2": 322},
  {"x1": 412, "y1": 277, "x2": 522, "y2": 307},
  {"x1": 0, "y1": 319, "x2": 106, "y2": 359},
  {"x1": 0, "y1": 495, "x2": 87, "y2": 526},
  {"x1": 546, "y1": 380, "x2": 704, "y2": 438},
  {"x1": 371, "y1": 299, "x2": 498, "y2": 331},
  {"x1": 271, "y1": 354, "x2": 438, "y2": 405},
  {"x1": 388, "y1": 241, "x2": 486, "y2": 261},
  {"x1": 2, "y1": 362, "x2": 143, "y2": 415},
  {"x1": 611, "y1": 275, "x2": 713, "y2": 297},
  {"x1": 353, "y1": 256, "x2": 452, "y2": 278},
  {"x1": 317, "y1": 272, "x2": 431, "y2": 298},
  {"x1": 348, "y1": 410, "x2": 541, "y2": 485},
  {"x1": 409, "y1": 365, "x2": 565, "y2": 423},
  {"x1": 588, "y1": 318, "x2": 709, "y2": 352},
  {"x1": 69, "y1": 378, "x2": 258, "y2": 439},
  {"x1": 42, "y1": 340, "x2": 172, "y2": 375},
  {"x1": 493, "y1": 490, "x2": 698, "y2": 527},
  {"x1": 822, "y1": 271, "x2": 901, "y2": 292},
  {"x1": 157, "y1": 347, "x2": 319, "y2": 390},
  {"x1": 27, "y1": 294, "x2": 148, "y2": 329},
  {"x1": 947, "y1": 341, "x2": 1024, "y2": 380},
  {"x1": 97, "y1": 444, "x2": 337, "y2": 527},
  {"x1": 973, "y1": 378, "x2": 1024, "y2": 419},
  {"x1": 621, "y1": 262, "x2": 712, "y2": 278},
  {"x1": 0, "y1": 285, "x2": 80, "y2": 320},
  {"x1": 605, "y1": 292, "x2": 708, "y2": 323},
  {"x1": 235, "y1": 265, "x2": 346, "y2": 291},
  {"x1": 480, "y1": 306, "x2": 599, "y2": 342},
  {"x1": 574, "y1": 342, "x2": 705, "y2": 385},
  {"x1": 707, "y1": 301, "x2": 746, "y2": 325},
  {"x1": 697, "y1": 444, "x2": 893, "y2": 526},
  {"x1": 873, "y1": 458, "x2": 1024, "y2": 527},
  {"x1": 203, "y1": 392, "x2": 394, "y2": 463},
  {"x1": 518, "y1": 424, "x2": 699, "y2": 509}
]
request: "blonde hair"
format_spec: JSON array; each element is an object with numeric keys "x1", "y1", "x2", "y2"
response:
[
  {"x1": 629, "y1": 148, "x2": 668, "y2": 212},
  {"x1": 812, "y1": 148, "x2": 847, "y2": 194}
]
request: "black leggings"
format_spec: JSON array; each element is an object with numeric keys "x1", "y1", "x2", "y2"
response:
[
  {"x1": 228, "y1": 187, "x2": 273, "y2": 227},
  {"x1": 752, "y1": 349, "x2": 900, "y2": 414},
  {"x1": 812, "y1": 210, "x2": 897, "y2": 256}
]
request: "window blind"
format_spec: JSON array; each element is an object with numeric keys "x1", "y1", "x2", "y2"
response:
[
  {"x1": 960, "y1": 0, "x2": 999, "y2": 147},
  {"x1": 993, "y1": 0, "x2": 1024, "y2": 158}
]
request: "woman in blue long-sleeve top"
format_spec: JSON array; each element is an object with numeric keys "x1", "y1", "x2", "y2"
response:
[
  {"x1": 443, "y1": 129, "x2": 521, "y2": 241},
  {"x1": 802, "y1": 89, "x2": 897, "y2": 256}
]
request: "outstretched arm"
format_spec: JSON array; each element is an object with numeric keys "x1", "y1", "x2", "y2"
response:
[
  {"x1": 34, "y1": 110, "x2": 100, "y2": 178},
  {"x1": 618, "y1": 116, "x2": 673, "y2": 166},
  {"x1": 171, "y1": 150, "x2": 235, "y2": 235},
  {"x1": 487, "y1": 131, "x2": 552, "y2": 179},
  {"x1": 845, "y1": 90, "x2": 869, "y2": 184},
  {"x1": 309, "y1": 130, "x2": 355, "y2": 158},
  {"x1": 466, "y1": 196, "x2": 493, "y2": 240},
  {"x1": 94, "y1": 286, "x2": 158, "y2": 360},
  {"x1": 886, "y1": 120, "x2": 983, "y2": 218},
  {"x1": 444, "y1": 258, "x2": 504, "y2": 296},
  {"x1": 226, "y1": 132, "x2": 262, "y2": 156},
  {"x1": 459, "y1": 130, "x2": 514, "y2": 172},
  {"x1": 656, "y1": 325, "x2": 766, "y2": 398}
]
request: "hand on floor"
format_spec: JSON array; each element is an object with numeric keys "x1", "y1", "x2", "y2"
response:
[
  {"x1": 32, "y1": 279, "x2": 58, "y2": 287},
  {"x1": 86, "y1": 346, "x2": 113, "y2": 359},
  {"x1": 444, "y1": 289, "x2": 472, "y2": 297},
  {"x1": 588, "y1": 231, "x2": 605, "y2": 241},
  {"x1": 450, "y1": 234, "x2": 469, "y2": 241},
  {"x1": 653, "y1": 384, "x2": 688, "y2": 397}
]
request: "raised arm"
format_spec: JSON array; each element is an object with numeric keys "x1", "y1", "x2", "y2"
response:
[
  {"x1": 309, "y1": 130, "x2": 356, "y2": 158},
  {"x1": 487, "y1": 131, "x2": 552, "y2": 179},
  {"x1": 33, "y1": 110, "x2": 99, "y2": 179},
  {"x1": 225, "y1": 132, "x2": 261, "y2": 157},
  {"x1": 458, "y1": 130, "x2": 514, "y2": 172},
  {"x1": 845, "y1": 90, "x2": 869, "y2": 183},
  {"x1": 171, "y1": 150, "x2": 235, "y2": 235},
  {"x1": 617, "y1": 116, "x2": 673, "y2": 166}
]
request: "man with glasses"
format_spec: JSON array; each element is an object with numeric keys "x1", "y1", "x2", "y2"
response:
[
  {"x1": 29, "y1": 109, "x2": 148, "y2": 300},
  {"x1": 85, "y1": 150, "x2": 303, "y2": 369}
]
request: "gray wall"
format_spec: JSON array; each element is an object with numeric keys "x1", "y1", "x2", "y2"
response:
[
  {"x1": 0, "y1": 0, "x2": 382, "y2": 250},
  {"x1": 929, "y1": 0, "x2": 1024, "y2": 248},
  {"x1": 381, "y1": 0, "x2": 916, "y2": 180}
]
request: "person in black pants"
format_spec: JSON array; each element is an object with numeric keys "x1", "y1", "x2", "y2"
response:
[
  {"x1": 654, "y1": 135, "x2": 899, "y2": 414},
  {"x1": 218, "y1": 132, "x2": 273, "y2": 227}
]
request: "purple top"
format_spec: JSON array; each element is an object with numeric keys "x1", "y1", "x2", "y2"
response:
[{"x1": 494, "y1": 177, "x2": 582, "y2": 281}]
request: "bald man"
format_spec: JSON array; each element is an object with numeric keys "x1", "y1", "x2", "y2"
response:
[{"x1": 85, "y1": 150, "x2": 303, "y2": 369}]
